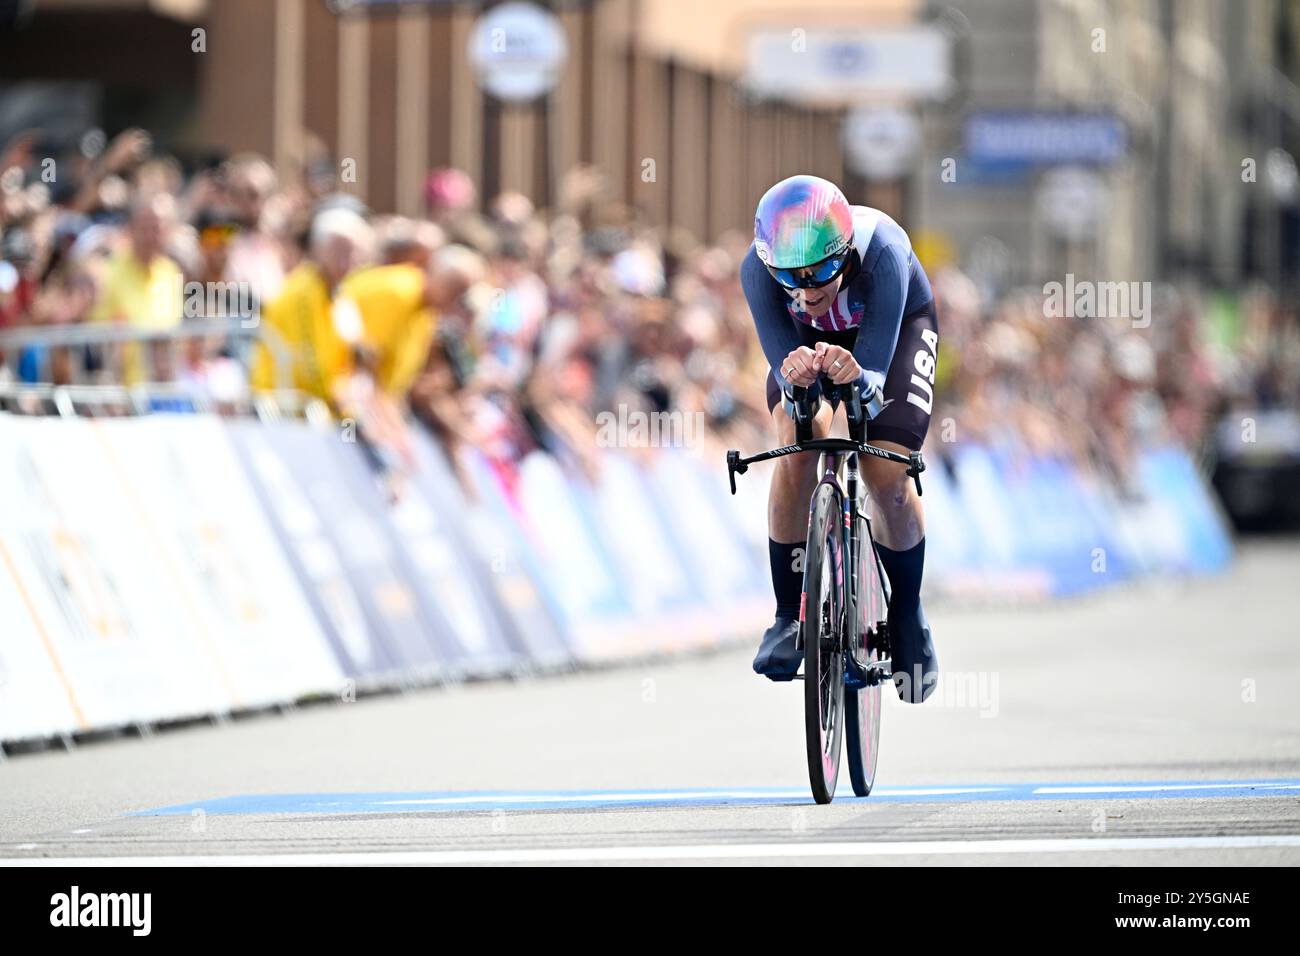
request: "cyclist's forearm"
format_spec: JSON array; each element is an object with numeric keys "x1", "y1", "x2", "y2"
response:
[
  {"x1": 741, "y1": 247, "x2": 801, "y2": 389},
  {"x1": 849, "y1": 366, "x2": 885, "y2": 397}
]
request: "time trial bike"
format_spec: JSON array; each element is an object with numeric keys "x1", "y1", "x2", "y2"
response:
[{"x1": 727, "y1": 379, "x2": 924, "y2": 803}]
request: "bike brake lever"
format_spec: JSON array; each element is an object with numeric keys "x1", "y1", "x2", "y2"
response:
[
  {"x1": 726, "y1": 449, "x2": 747, "y2": 495},
  {"x1": 789, "y1": 385, "x2": 818, "y2": 443},
  {"x1": 906, "y1": 451, "x2": 925, "y2": 497},
  {"x1": 840, "y1": 383, "x2": 864, "y2": 435}
]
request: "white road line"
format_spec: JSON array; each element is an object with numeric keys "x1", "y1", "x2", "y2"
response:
[
  {"x1": 5, "y1": 835, "x2": 1300, "y2": 866},
  {"x1": 374, "y1": 787, "x2": 1005, "y2": 806},
  {"x1": 1033, "y1": 783, "x2": 1300, "y2": 794},
  {"x1": 375, "y1": 791, "x2": 806, "y2": 806}
]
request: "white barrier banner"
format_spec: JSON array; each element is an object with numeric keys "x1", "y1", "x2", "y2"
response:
[
  {"x1": 590, "y1": 453, "x2": 696, "y2": 615},
  {"x1": 515, "y1": 451, "x2": 625, "y2": 624},
  {"x1": 109, "y1": 415, "x2": 345, "y2": 705},
  {"x1": 230, "y1": 424, "x2": 382, "y2": 675},
  {"x1": 0, "y1": 416, "x2": 231, "y2": 727},
  {"x1": 646, "y1": 450, "x2": 756, "y2": 602},
  {"x1": 0, "y1": 524, "x2": 85, "y2": 740}
]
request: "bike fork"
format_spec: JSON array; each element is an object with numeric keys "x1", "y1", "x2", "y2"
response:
[{"x1": 795, "y1": 452, "x2": 844, "y2": 655}]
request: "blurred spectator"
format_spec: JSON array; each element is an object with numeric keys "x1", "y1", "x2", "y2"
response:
[
  {"x1": 423, "y1": 167, "x2": 476, "y2": 226},
  {"x1": 338, "y1": 260, "x2": 434, "y2": 400},
  {"x1": 223, "y1": 154, "x2": 287, "y2": 306},
  {"x1": 90, "y1": 191, "x2": 182, "y2": 383},
  {"x1": 0, "y1": 226, "x2": 38, "y2": 329},
  {"x1": 249, "y1": 206, "x2": 370, "y2": 406},
  {"x1": 1, "y1": 120, "x2": 1297, "y2": 510},
  {"x1": 92, "y1": 192, "x2": 178, "y2": 327},
  {"x1": 376, "y1": 216, "x2": 444, "y2": 269}
]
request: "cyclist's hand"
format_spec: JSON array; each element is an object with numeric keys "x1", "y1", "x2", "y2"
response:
[
  {"x1": 779, "y1": 346, "x2": 820, "y2": 387},
  {"x1": 813, "y1": 342, "x2": 861, "y2": 385}
]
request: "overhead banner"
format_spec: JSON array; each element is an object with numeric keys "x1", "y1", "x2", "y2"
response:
[
  {"x1": 963, "y1": 111, "x2": 1128, "y2": 166},
  {"x1": 744, "y1": 25, "x2": 953, "y2": 102}
]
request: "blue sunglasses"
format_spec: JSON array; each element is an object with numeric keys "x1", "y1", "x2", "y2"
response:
[{"x1": 766, "y1": 251, "x2": 851, "y2": 290}]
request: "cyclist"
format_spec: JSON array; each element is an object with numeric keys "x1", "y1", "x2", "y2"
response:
[{"x1": 741, "y1": 174, "x2": 938, "y2": 703}]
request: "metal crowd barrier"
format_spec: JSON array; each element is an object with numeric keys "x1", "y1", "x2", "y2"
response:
[{"x1": 0, "y1": 319, "x2": 310, "y2": 417}]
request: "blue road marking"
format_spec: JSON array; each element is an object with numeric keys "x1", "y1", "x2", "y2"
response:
[{"x1": 130, "y1": 779, "x2": 1300, "y2": 816}]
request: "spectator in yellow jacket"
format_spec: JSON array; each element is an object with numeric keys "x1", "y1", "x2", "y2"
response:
[
  {"x1": 336, "y1": 243, "x2": 485, "y2": 400},
  {"x1": 249, "y1": 207, "x2": 371, "y2": 406},
  {"x1": 91, "y1": 192, "x2": 182, "y2": 383}
]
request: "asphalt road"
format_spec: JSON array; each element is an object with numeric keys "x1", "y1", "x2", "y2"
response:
[{"x1": 2, "y1": 539, "x2": 1298, "y2": 866}]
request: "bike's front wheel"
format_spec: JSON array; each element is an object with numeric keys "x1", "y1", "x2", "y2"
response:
[
  {"x1": 846, "y1": 518, "x2": 887, "y2": 797},
  {"x1": 803, "y1": 482, "x2": 846, "y2": 804}
]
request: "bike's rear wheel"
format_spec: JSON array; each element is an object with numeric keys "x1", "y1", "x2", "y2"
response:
[
  {"x1": 846, "y1": 520, "x2": 887, "y2": 797},
  {"x1": 803, "y1": 482, "x2": 845, "y2": 804}
]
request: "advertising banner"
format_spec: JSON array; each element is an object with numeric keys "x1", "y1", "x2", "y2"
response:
[
  {"x1": 0, "y1": 416, "x2": 234, "y2": 726},
  {"x1": 226, "y1": 421, "x2": 416, "y2": 681},
  {"x1": 412, "y1": 434, "x2": 570, "y2": 670},
  {"x1": 111, "y1": 415, "x2": 346, "y2": 704},
  {"x1": 0, "y1": 528, "x2": 86, "y2": 741}
]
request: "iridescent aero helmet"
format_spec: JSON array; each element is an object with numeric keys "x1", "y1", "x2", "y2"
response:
[{"x1": 753, "y1": 175, "x2": 854, "y2": 289}]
